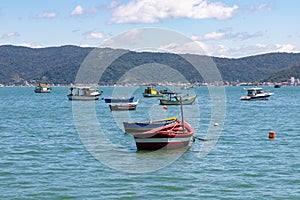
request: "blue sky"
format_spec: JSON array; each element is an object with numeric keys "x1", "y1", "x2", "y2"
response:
[{"x1": 0, "y1": 0, "x2": 299, "y2": 58}]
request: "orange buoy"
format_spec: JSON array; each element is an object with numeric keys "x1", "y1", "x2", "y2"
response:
[
  {"x1": 269, "y1": 131, "x2": 275, "y2": 139},
  {"x1": 163, "y1": 105, "x2": 168, "y2": 110}
]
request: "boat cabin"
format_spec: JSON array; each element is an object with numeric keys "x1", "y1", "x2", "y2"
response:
[
  {"x1": 144, "y1": 87, "x2": 159, "y2": 95},
  {"x1": 163, "y1": 92, "x2": 181, "y2": 100},
  {"x1": 69, "y1": 86, "x2": 99, "y2": 96},
  {"x1": 246, "y1": 88, "x2": 264, "y2": 96}
]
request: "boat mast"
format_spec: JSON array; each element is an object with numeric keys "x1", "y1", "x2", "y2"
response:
[{"x1": 179, "y1": 96, "x2": 185, "y2": 131}]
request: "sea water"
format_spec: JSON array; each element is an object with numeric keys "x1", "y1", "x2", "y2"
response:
[{"x1": 0, "y1": 86, "x2": 299, "y2": 199}]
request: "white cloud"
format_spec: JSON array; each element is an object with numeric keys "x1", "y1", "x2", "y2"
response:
[
  {"x1": 71, "y1": 5, "x2": 100, "y2": 16},
  {"x1": 12, "y1": 43, "x2": 43, "y2": 48},
  {"x1": 79, "y1": 44, "x2": 94, "y2": 48},
  {"x1": 109, "y1": 0, "x2": 238, "y2": 24},
  {"x1": 158, "y1": 41, "x2": 206, "y2": 55},
  {"x1": 0, "y1": 32, "x2": 20, "y2": 39},
  {"x1": 275, "y1": 44, "x2": 297, "y2": 52},
  {"x1": 155, "y1": 41, "x2": 300, "y2": 58},
  {"x1": 35, "y1": 12, "x2": 57, "y2": 19},
  {"x1": 101, "y1": 29, "x2": 144, "y2": 49},
  {"x1": 156, "y1": 40, "x2": 231, "y2": 57},
  {"x1": 256, "y1": 3, "x2": 270, "y2": 12},
  {"x1": 193, "y1": 28, "x2": 263, "y2": 41},
  {"x1": 216, "y1": 43, "x2": 299, "y2": 58},
  {"x1": 201, "y1": 32, "x2": 226, "y2": 40},
  {"x1": 85, "y1": 32, "x2": 105, "y2": 39},
  {"x1": 71, "y1": 5, "x2": 84, "y2": 16},
  {"x1": 247, "y1": 3, "x2": 272, "y2": 13}
]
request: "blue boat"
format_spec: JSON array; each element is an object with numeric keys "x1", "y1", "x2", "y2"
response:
[
  {"x1": 123, "y1": 116, "x2": 178, "y2": 134},
  {"x1": 103, "y1": 96, "x2": 134, "y2": 103}
]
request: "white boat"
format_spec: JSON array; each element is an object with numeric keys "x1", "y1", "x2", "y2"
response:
[
  {"x1": 67, "y1": 86, "x2": 102, "y2": 101},
  {"x1": 181, "y1": 84, "x2": 194, "y2": 90},
  {"x1": 240, "y1": 87, "x2": 273, "y2": 100}
]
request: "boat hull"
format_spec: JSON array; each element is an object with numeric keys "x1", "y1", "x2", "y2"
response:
[
  {"x1": 143, "y1": 93, "x2": 164, "y2": 98},
  {"x1": 109, "y1": 104, "x2": 137, "y2": 111},
  {"x1": 274, "y1": 84, "x2": 281, "y2": 88},
  {"x1": 240, "y1": 94, "x2": 271, "y2": 100},
  {"x1": 134, "y1": 136, "x2": 192, "y2": 150},
  {"x1": 67, "y1": 94, "x2": 99, "y2": 101},
  {"x1": 34, "y1": 87, "x2": 52, "y2": 93},
  {"x1": 104, "y1": 96, "x2": 134, "y2": 103},
  {"x1": 159, "y1": 95, "x2": 196, "y2": 105},
  {"x1": 34, "y1": 89, "x2": 51, "y2": 93},
  {"x1": 134, "y1": 121, "x2": 194, "y2": 150}
]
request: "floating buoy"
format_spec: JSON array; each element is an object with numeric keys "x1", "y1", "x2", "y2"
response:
[
  {"x1": 269, "y1": 131, "x2": 275, "y2": 139},
  {"x1": 163, "y1": 105, "x2": 168, "y2": 110},
  {"x1": 214, "y1": 123, "x2": 219, "y2": 126}
]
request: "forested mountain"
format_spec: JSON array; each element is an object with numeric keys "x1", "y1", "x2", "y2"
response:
[
  {"x1": 0, "y1": 45, "x2": 93, "y2": 84},
  {"x1": 1, "y1": 45, "x2": 300, "y2": 84},
  {"x1": 265, "y1": 64, "x2": 300, "y2": 82},
  {"x1": 213, "y1": 53, "x2": 300, "y2": 82}
]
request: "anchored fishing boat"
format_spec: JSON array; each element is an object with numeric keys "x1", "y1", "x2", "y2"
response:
[
  {"x1": 133, "y1": 120, "x2": 195, "y2": 150},
  {"x1": 159, "y1": 92, "x2": 196, "y2": 105},
  {"x1": 103, "y1": 96, "x2": 135, "y2": 103},
  {"x1": 133, "y1": 96, "x2": 195, "y2": 150},
  {"x1": 34, "y1": 84, "x2": 52, "y2": 93},
  {"x1": 123, "y1": 116, "x2": 178, "y2": 134},
  {"x1": 181, "y1": 84, "x2": 194, "y2": 90},
  {"x1": 67, "y1": 86, "x2": 102, "y2": 101},
  {"x1": 240, "y1": 87, "x2": 273, "y2": 100},
  {"x1": 109, "y1": 100, "x2": 139, "y2": 111},
  {"x1": 143, "y1": 86, "x2": 164, "y2": 97}
]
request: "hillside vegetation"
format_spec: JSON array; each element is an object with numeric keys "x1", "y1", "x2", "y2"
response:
[{"x1": 1, "y1": 45, "x2": 300, "y2": 84}]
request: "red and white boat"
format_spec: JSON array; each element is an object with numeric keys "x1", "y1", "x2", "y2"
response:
[{"x1": 133, "y1": 120, "x2": 195, "y2": 150}]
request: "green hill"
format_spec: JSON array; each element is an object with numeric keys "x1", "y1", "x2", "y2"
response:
[
  {"x1": 1, "y1": 45, "x2": 300, "y2": 84},
  {"x1": 213, "y1": 52, "x2": 300, "y2": 82},
  {"x1": 0, "y1": 45, "x2": 93, "y2": 84},
  {"x1": 265, "y1": 64, "x2": 300, "y2": 82}
]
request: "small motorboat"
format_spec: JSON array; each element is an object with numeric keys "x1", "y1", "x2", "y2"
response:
[
  {"x1": 133, "y1": 120, "x2": 195, "y2": 150},
  {"x1": 67, "y1": 86, "x2": 102, "y2": 101},
  {"x1": 159, "y1": 92, "x2": 196, "y2": 105},
  {"x1": 103, "y1": 96, "x2": 134, "y2": 103},
  {"x1": 143, "y1": 86, "x2": 164, "y2": 97},
  {"x1": 240, "y1": 87, "x2": 273, "y2": 100},
  {"x1": 109, "y1": 100, "x2": 139, "y2": 111},
  {"x1": 123, "y1": 116, "x2": 179, "y2": 134},
  {"x1": 181, "y1": 84, "x2": 194, "y2": 90},
  {"x1": 34, "y1": 84, "x2": 52, "y2": 93},
  {"x1": 274, "y1": 84, "x2": 281, "y2": 88}
]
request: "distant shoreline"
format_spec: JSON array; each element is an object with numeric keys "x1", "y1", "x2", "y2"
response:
[{"x1": 0, "y1": 82, "x2": 298, "y2": 87}]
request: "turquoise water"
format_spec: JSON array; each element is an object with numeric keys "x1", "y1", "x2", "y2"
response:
[{"x1": 0, "y1": 86, "x2": 299, "y2": 199}]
